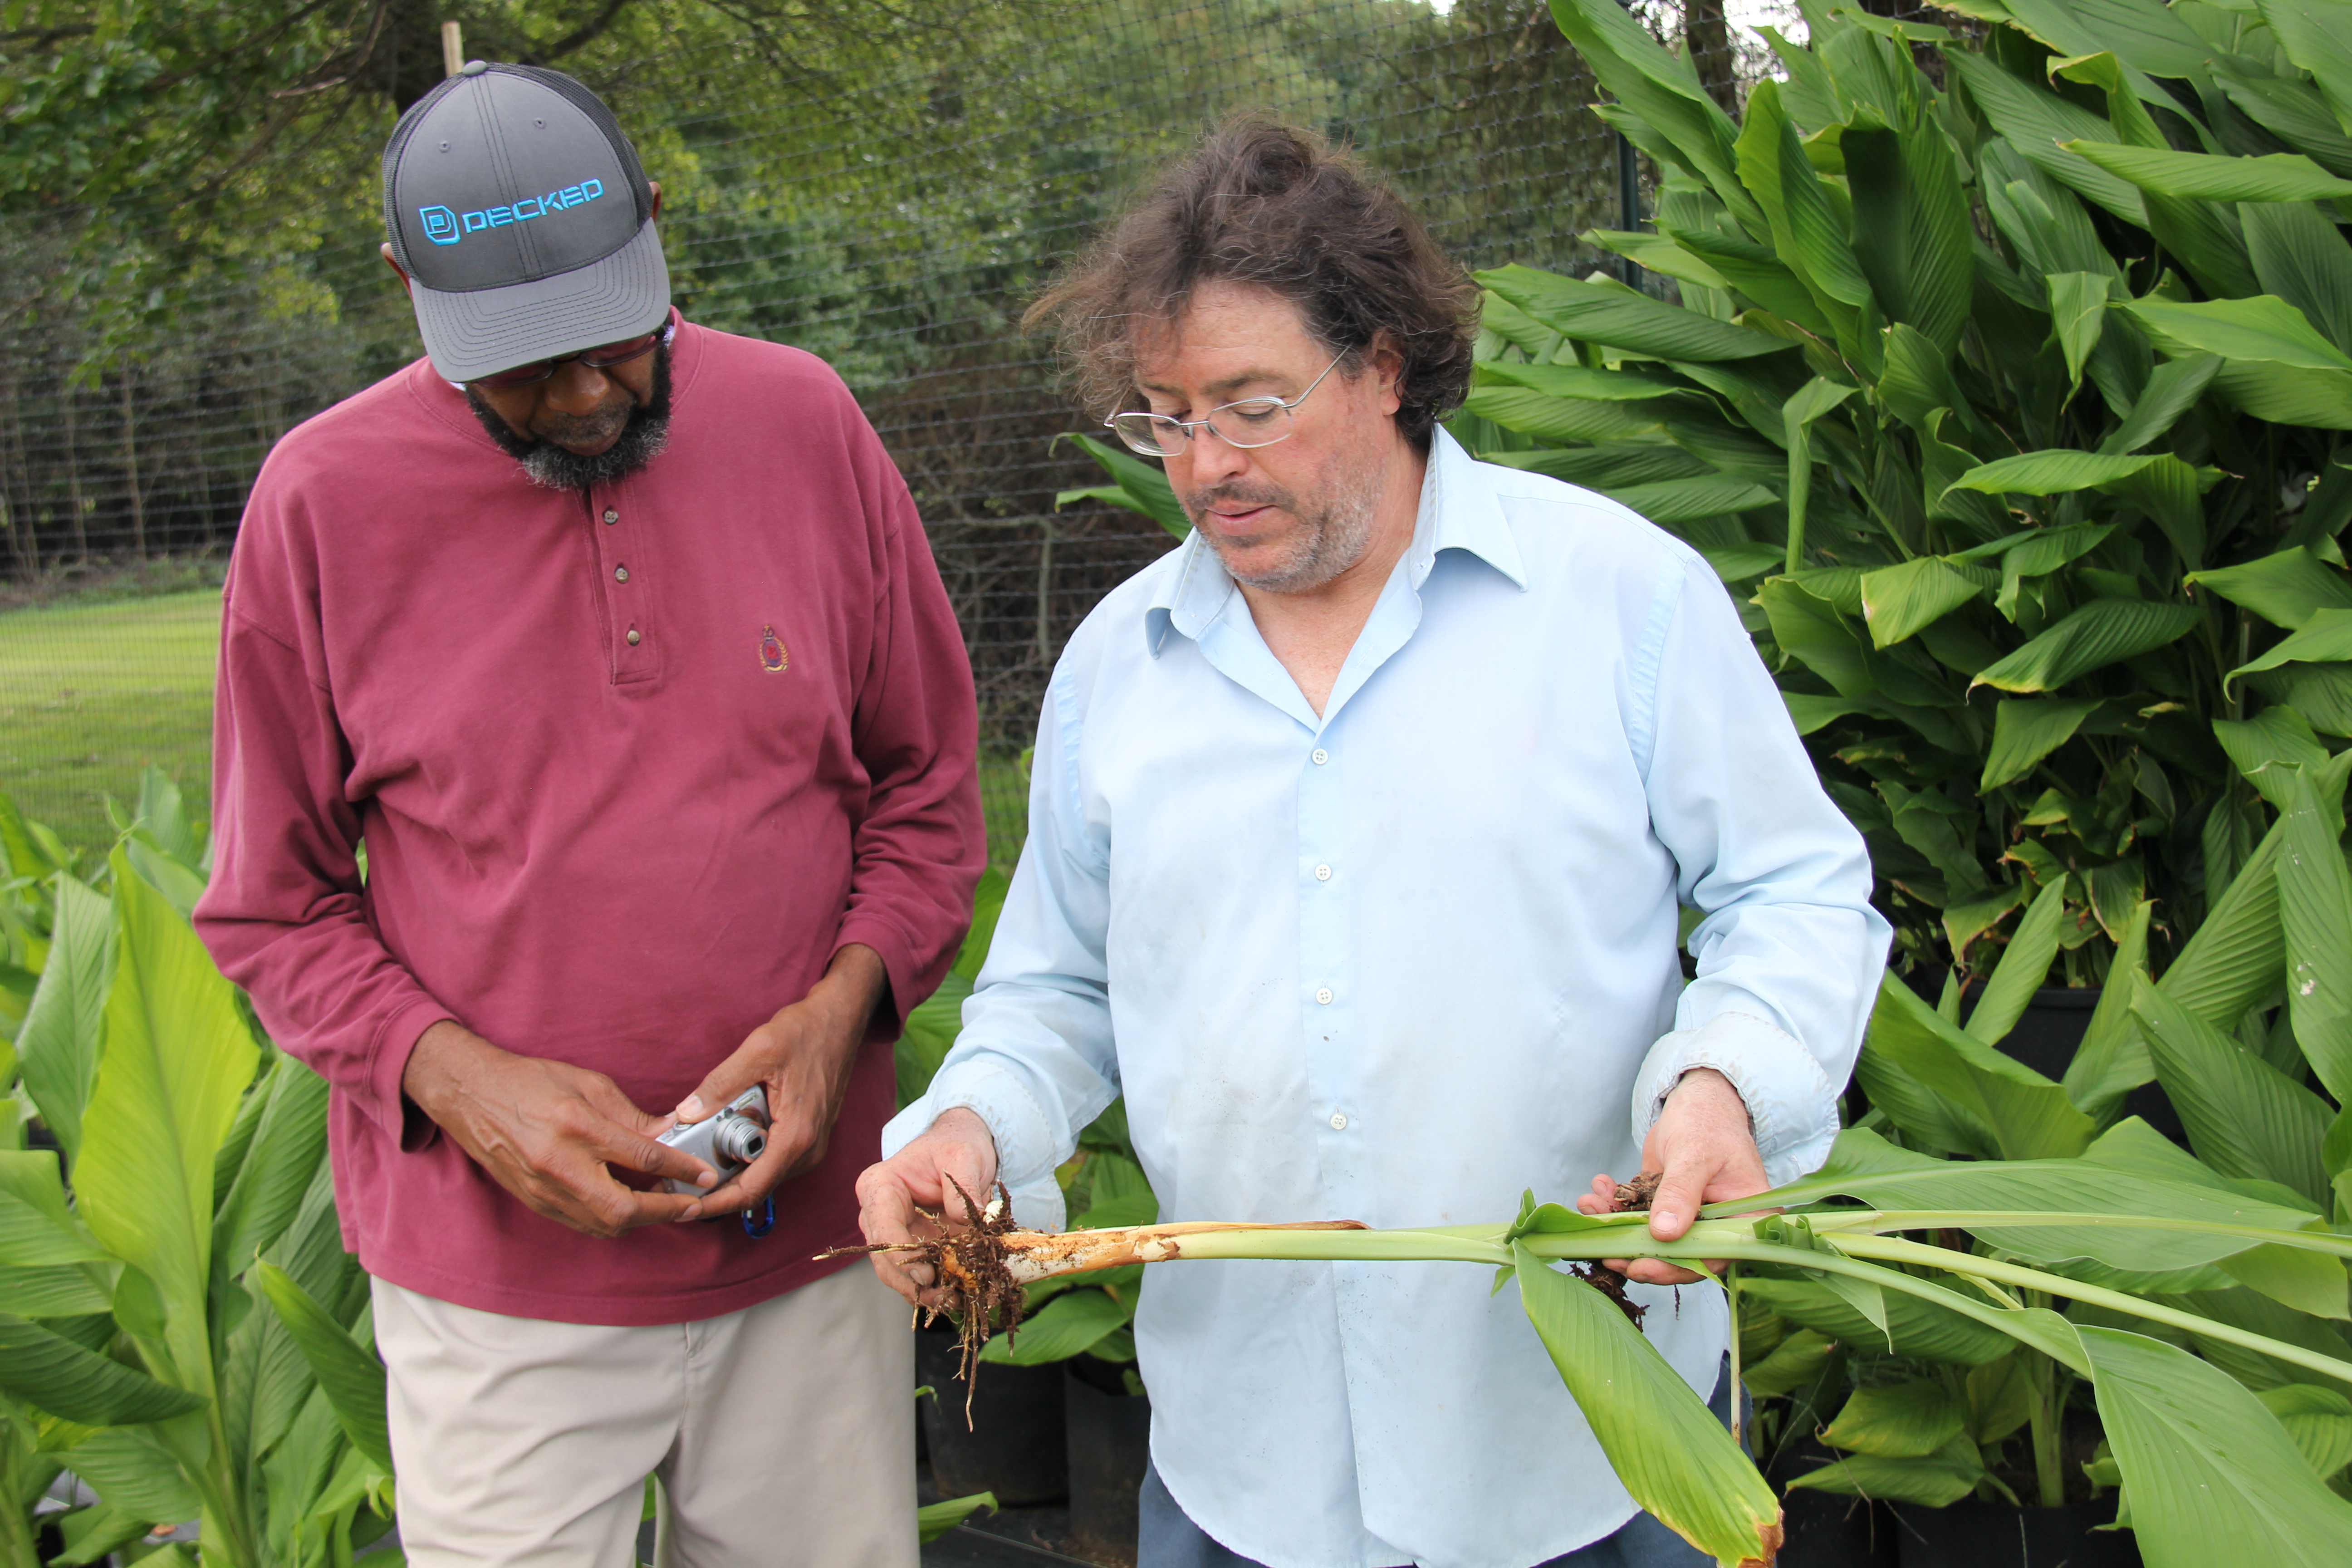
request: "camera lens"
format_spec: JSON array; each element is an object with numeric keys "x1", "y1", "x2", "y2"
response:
[{"x1": 712, "y1": 1114, "x2": 766, "y2": 1166}]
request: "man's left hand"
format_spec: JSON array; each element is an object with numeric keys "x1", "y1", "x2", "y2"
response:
[
  {"x1": 673, "y1": 943, "x2": 890, "y2": 1215},
  {"x1": 1578, "y1": 1067, "x2": 1769, "y2": 1286}
]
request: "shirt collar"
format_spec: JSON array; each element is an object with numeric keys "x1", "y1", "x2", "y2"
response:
[{"x1": 1144, "y1": 425, "x2": 1527, "y2": 658}]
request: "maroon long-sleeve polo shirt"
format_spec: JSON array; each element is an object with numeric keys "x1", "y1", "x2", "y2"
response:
[{"x1": 194, "y1": 315, "x2": 984, "y2": 1324}]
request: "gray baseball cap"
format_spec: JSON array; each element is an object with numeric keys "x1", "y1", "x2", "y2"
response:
[{"x1": 381, "y1": 61, "x2": 671, "y2": 382}]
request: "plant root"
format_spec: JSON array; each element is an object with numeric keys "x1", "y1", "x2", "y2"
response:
[
  {"x1": 822, "y1": 1194, "x2": 1369, "y2": 1427},
  {"x1": 1559, "y1": 1169, "x2": 1667, "y2": 1328},
  {"x1": 827, "y1": 1175, "x2": 1026, "y2": 1427}
]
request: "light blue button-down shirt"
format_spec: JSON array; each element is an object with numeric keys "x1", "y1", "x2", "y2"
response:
[{"x1": 887, "y1": 430, "x2": 1888, "y2": 1568}]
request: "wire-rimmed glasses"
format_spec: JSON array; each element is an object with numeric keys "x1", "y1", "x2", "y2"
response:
[
  {"x1": 470, "y1": 326, "x2": 666, "y2": 391},
  {"x1": 1104, "y1": 350, "x2": 1347, "y2": 457}
]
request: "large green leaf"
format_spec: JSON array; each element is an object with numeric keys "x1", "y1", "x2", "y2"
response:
[
  {"x1": 1845, "y1": 113, "x2": 1971, "y2": 353},
  {"x1": 2279, "y1": 769, "x2": 2352, "y2": 1106},
  {"x1": 2135, "y1": 982, "x2": 2335, "y2": 1207},
  {"x1": 2189, "y1": 548, "x2": 2352, "y2": 631},
  {"x1": 73, "y1": 852, "x2": 261, "y2": 1389},
  {"x1": 1944, "y1": 52, "x2": 2146, "y2": 225},
  {"x1": 1859, "y1": 557, "x2": 1988, "y2": 649},
  {"x1": 63, "y1": 1424, "x2": 203, "y2": 1527},
  {"x1": 897, "y1": 968, "x2": 970, "y2": 1111},
  {"x1": 2061, "y1": 142, "x2": 2352, "y2": 202},
  {"x1": 2254, "y1": 0, "x2": 2352, "y2": 150},
  {"x1": 1058, "y1": 434, "x2": 1188, "y2": 540},
  {"x1": 2259, "y1": 1383, "x2": 2352, "y2": 1480},
  {"x1": 1737, "y1": 1274, "x2": 2015, "y2": 1365},
  {"x1": 1470, "y1": 359, "x2": 1693, "y2": 402},
  {"x1": 1868, "y1": 974, "x2": 2094, "y2": 1160},
  {"x1": 2047, "y1": 271, "x2": 2110, "y2": 389},
  {"x1": 2081, "y1": 1325, "x2": 2352, "y2": 1568},
  {"x1": 16, "y1": 872, "x2": 113, "y2": 1161},
  {"x1": 0, "y1": 1314, "x2": 204, "y2": 1426},
  {"x1": 1477, "y1": 265, "x2": 1793, "y2": 362},
  {"x1": 1970, "y1": 599, "x2": 2204, "y2": 694},
  {"x1": 1782, "y1": 376, "x2": 1857, "y2": 572},
  {"x1": 1514, "y1": 1241, "x2": 1783, "y2": 1566},
  {"x1": 1981, "y1": 697, "x2": 2103, "y2": 792},
  {"x1": 2244, "y1": 201, "x2": 2352, "y2": 357},
  {"x1": 1602, "y1": 475, "x2": 1782, "y2": 524},
  {"x1": 1756, "y1": 577, "x2": 1872, "y2": 698},
  {"x1": 1946, "y1": 449, "x2": 2169, "y2": 497},
  {"x1": 0, "y1": 1151, "x2": 104, "y2": 1269},
  {"x1": 1782, "y1": 1440, "x2": 1983, "y2": 1506},
  {"x1": 210, "y1": 1057, "x2": 331, "y2": 1302},
  {"x1": 2066, "y1": 901, "x2": 2156, "y2": 1116},
  {"x1": 2102, "y1": 353, "x2": 2222, "y2": 456},
  {"x1": 1966, "y1": 882, "x2": 2070, "y2": 1046},
  {"x1": 255, "y1": 1261, "x2": 390, "y2": 1475},
  {"x1": 2229, "y1": 610, "x2": 2352, "y2": 692},
  {"x1": 2214, "y1": 61, "x2": 2352, "y2": 178},
  {"x1": 1818, "y1": 1381, "x2": 1965, "y2": 1459},
  {"x1": 1460, "y1": 387, "x2": 1669, "y2": 445},
  {"x1": 2126, "y1": 297, "x2": 2352, "y2": 428},
  {"x1": 1543, "y1": 0, "x2": 1759, "y2": 232},
  {"x1": 980, "y1": 1286, "x2": 1133, "y2": 1366}
]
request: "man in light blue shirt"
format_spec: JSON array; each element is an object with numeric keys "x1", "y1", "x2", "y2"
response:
[{"x1": 858, "y1": 121, "x2": 1887, "y2": 1568}]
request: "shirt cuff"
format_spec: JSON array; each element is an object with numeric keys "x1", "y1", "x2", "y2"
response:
[
  {"x1": 881, "y1": 1058, "x2": 1068, "y2": 1233},
  {"x1": 368, "y1": 996, "x2": 457, "y2": 1152},
  {"x1": 1632, "y1": 1010, "x2": 1840, "y2": 1190}
]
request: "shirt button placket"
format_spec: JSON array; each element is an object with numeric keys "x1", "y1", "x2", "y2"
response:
[{"x1": 594, "y1": 494, "x2": 651, "y2": 676}]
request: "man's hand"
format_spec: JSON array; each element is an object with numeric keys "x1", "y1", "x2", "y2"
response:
[
  {"x1": 672, "y1": 944, "x2": 890, "y2": 1215},
  {"x1": 402, "y1": 1020, "x2": 715, "y2": 1238},
  {"x1": 853, "y1": 1107, "x2": 998, "y2": 1309},
  {"x1": 1578, "y1": 1067, "x2": 1771, "y2": 1286}
]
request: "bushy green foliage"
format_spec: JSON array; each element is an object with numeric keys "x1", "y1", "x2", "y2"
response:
[
  {"x1": 1453, "y1": 0, "x2": 2352, "y2": 985},
  {"x1": 0, "y1": 773, "x2": 388, "y2": 1567}
]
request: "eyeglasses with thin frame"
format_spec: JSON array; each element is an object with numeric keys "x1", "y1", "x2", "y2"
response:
[
  {"x1": 470, "y1": 327, "x2": 665, "y2": 391},
  {"x1": 1105, "y1": 350, "x2": 1348, "y2": 458}
]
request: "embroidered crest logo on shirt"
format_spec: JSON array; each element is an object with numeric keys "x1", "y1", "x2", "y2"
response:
[{"x1": 759, "y1": 625, "x2": 788, "y2": 672}]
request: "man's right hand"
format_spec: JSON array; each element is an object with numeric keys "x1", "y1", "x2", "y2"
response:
[
  {"x1": 853, "y1": 1107, "x2": 999, "y2": 1308},
  {"x1": 402, "y1": 1020, "x2": 716, "y2": 1238}
]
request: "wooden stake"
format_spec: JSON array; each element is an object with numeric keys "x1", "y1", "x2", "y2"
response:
[{"x1": 441, "y1": 21, "x2": 465, "y2": 78}]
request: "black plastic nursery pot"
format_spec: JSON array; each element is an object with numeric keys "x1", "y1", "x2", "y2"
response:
[
  {"x1": 1064, "y1": 1359, "x2": 1151, "y2": 1568},
  {"x1": 1767, "y1": 1441, "x2": 1899, "y2": 1568},
  {"x1": 1890, "y1": 1496, "x2": 2140, "y2": 1568},
  {"x1": 916, "y1": 1323, "x2": 1069, "y2": 1506}
]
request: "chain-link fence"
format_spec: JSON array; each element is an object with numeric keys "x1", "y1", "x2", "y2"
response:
[{"x1": 0, "y1": 0, "x2": 1811, "y2": 857}]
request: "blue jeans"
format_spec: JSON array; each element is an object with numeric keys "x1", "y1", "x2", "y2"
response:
[{"x1": 1137, "y1": 1359, "x2": 1731, "y2": 1568}]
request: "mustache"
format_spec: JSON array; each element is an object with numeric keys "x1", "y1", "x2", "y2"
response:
[{"x1": 1182, "y1": 480, "x2": 1295, "y2": 519}]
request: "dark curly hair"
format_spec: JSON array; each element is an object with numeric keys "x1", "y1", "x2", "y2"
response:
[{"x1": 1024, "y1": 116, "x2": 1480, "y2": 451}]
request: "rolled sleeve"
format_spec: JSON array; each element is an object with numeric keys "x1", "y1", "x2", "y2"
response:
[
  {"x1": 884, "y1": 1056, "x2": 1073, "y2": 1233},
  {"x1": 1633, "y1": 1011, "x2": 1842, "y2": 1187}
]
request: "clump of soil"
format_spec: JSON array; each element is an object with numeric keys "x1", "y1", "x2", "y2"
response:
[
  {"x1": 826, "y1": 1175, "x2": 1025, "y2": 1426},
  {"x1": 1563, "y1": 1170, "x2": 1668, "y2": 1329},
  {"x1": 1610, "y1": 1170, "x2": 1665, "y2": 1213}
]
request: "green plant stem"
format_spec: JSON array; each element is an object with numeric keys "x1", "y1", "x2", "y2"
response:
[
  {"x1": 1792, "y1": 1208, "x2": 2352, "y2": 1260},
  {"x1": 2024, "y1": 1290, "x2": 2066, "y2": 1508},
  {"x1": 1832, "y1": 1233, "x2": 2352, "y2": 1387}
]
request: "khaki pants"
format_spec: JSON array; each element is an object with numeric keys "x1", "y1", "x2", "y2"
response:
[{"x1": 373, "y1": 1265, "x2": 916, "y2": 1568}]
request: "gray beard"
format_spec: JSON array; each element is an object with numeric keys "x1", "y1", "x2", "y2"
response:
[
  {"x1": 465, "y1": 339, "x2": 673, "y2": 491},
  {"x1": 1186, "y1": 461, "x2": 1385, "y2": 594}
]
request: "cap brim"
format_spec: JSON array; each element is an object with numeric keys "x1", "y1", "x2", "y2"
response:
[{"x1": 410, "y1": 220, "x2": 671, "y2": 383}]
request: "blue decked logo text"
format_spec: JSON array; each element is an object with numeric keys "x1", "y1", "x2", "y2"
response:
[{"x1": 418, "y1": 177, "x2": 605, "y2": 246}]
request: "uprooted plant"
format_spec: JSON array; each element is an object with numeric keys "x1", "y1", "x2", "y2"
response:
[{"x1": 842, "y1": 1130, "x2": 2352, "y2": 1568}]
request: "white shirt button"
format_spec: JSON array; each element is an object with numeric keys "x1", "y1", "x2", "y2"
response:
[
  {"x1": 1315, "y1": 987, "x2": 1334, "y2": 1005},
  {"x1": 1312, "y1": 748, "x2": 1329, "y2": 765},
  {"x1": 602, "y1": 508, "x2": 619, "y2": 524},
  {"x1": 1328, "y1": 1112, "x2": 1348, "y2": 1131},
  {"x1": 614, "y1": 565, "x2": 630, "y2": 583},
  {"x1": 1314, "y1": 864, "x2": 1332, "y2": 882}
]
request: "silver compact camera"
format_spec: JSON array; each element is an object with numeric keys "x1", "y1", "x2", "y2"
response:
[{"x1": 657, "y1": 1086, "x2": 769, "y2": 1196}]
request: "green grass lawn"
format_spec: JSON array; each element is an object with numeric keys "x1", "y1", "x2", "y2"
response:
[
  {"x1": 0, "y1": 588, "x2": 221, "y2": 853},
  {"x1": 0, "y1": 583, "x2": 1035, "y2": 870}
]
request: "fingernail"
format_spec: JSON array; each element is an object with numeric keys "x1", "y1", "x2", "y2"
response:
[
  {"x1": 1655, "y1": 1210, "x2": 1682, "y2": 1230},
  {"x1": 676, "y1": 1097, "x2": 705, "y2": 1121},
  {"x1": 696, "y1": 1171, "x2": 716, "y2": 1188}
]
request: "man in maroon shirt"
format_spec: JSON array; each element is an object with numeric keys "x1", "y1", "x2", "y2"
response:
[{"x1": 193, "y1": 61, "x2": 982, "y2": 1566}]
